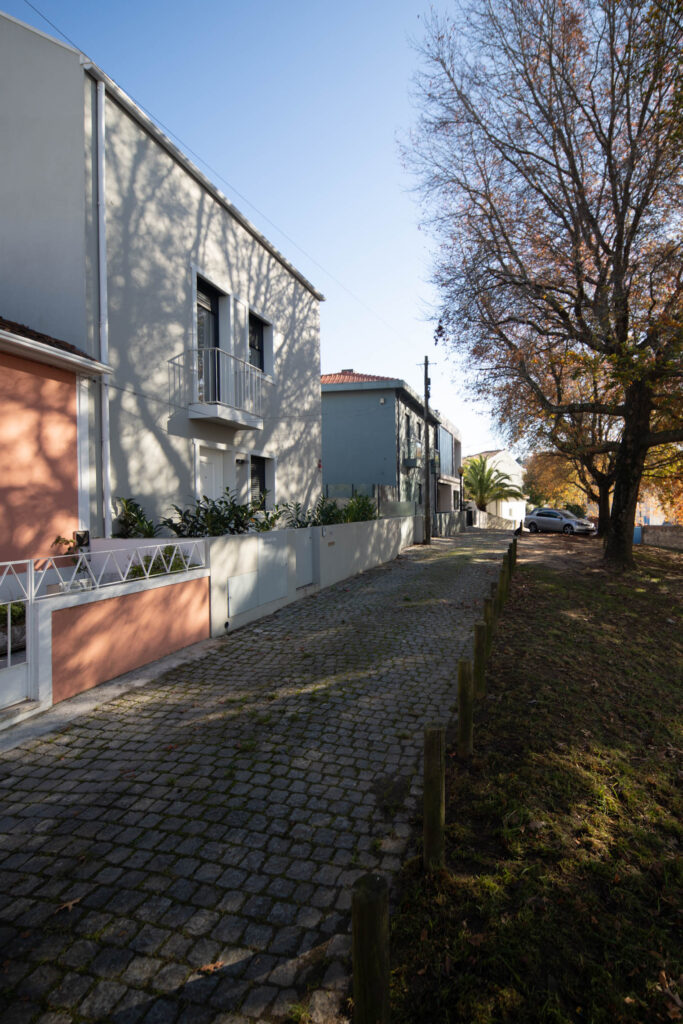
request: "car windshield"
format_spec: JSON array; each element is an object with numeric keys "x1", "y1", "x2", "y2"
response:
[{"x1": 562, "y1": 511, "x2": 578, "y2": 519}]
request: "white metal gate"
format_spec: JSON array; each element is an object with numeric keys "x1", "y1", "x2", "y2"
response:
[{"x1": 0, "y1": 560, "x2": 32, "y2": 710}]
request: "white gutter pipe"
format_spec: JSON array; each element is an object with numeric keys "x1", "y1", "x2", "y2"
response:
[{"x1": 97, "y1": 79, "x2": 112, "y2": 537}]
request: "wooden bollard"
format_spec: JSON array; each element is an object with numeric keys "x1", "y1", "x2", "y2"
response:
[
  {"x1": 483, "y1": 597, "x2": 494, "y2": 656},
  {"x1": 423, "y1": 725, "x2": 445, "y2": 871},
  {"x1": 352, "y1": 873, "x2": 390, "y2": 1024},
  {"x1": 501, "y1": 556, "x2": 510, "y2": 601},
  {"x1": 458, "y1": 658, "x2": 474, "y2": 758},
  {"x1": 473, "y1": 621, "x2": 487, "y2": 698},
  {"x1": 497, "y1": 564, "x2": 507, "y2": 611},
  {"x1": 490, "y1": 581, "x2": 499, "y2": 624}
]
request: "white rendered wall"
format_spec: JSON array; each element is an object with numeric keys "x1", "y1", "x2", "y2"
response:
[
  {"x1": 102, "y1": 96, "x2": 322, "y2": 527},
  {"x1": 0, "y1": 15, "x2": 88, "y2": 346},
  {"x1": 207, "y1": 517, "x2": 418, "y2": 635}
]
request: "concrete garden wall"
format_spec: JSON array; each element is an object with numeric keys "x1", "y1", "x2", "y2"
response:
[
  {"x1": 642, "y1": 525, "x2": 683, "y2": 551},
  {"x1": 207, "y1": 516, "x2": 417, "y2": 635},
  {"x1": 48, "y1": 573, "x2": 210, "y2": 703},
  {"x1": 3, "y1": 519, "x2": 416, "y2": 725},
  {"x1": 433, "y1": 511, "x2": 468, "y2": 537}
]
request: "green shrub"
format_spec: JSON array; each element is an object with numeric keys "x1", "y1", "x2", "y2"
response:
[
  {"x1": 281, "y1": 495, "x2": 345, "y2": 528},
  {"x1": 2, "y1": 602, "x2": 26, "y2": 626},
  {"x1": 161, "y1": 489, "x2": 278, "y2": 537},
  {"x1": 281, "y1": 493, "x2": 378, "y2": 527},
  {"x1": 342, "y1": 493, "x2": 377, "y2": 522},
  {"x1": 125, "y1": 546, "x2": 190, "y2": 580},
  {"x1": 114, "y1": 498, "x2": 160, "y2": 538},
  {"x1": 564, "y1": 501, "x2": 587, "y2": 518}
]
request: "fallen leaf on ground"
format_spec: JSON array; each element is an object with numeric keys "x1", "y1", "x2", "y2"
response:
[
  {"x1": 198, "y1": 961, "x2": 224, "y2": 974},
  {"x1": 55, "y1": 897, "x2": 81, "y2": 913}
]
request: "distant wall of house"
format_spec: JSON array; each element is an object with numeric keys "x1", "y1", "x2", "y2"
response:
[
  {"x1": 50, "y1": 575, "x2": 210, "y2": 703},
  {"x1": 0, "y1": 352, "x2": 80, "y2": 562},
  {"x1": 642, "y1": 525, "x2": 683, "y2": 551},
  {"x1": 486, "y1": 498, "x2": 526, "y2": 527},
  {"x1": 322, "y1": 389, "x2": 398, "y2": 490},
  {"x1": 0, "y1": 16, "x2": 87, "y2": 344}
]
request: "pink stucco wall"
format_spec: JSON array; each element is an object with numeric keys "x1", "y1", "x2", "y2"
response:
[
  {"x1": 0, "y1": 351, "x2": 79, "y2": 562},
  {"x1": 51, "y1": 577, "x2": 210, "y2": 703}
]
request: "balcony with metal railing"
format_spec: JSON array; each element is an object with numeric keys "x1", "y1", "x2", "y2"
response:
[
  {"x1": 169, "y1": 348, "x2": 269, "y2": 428},
  {"x1": 402, "y1": 440, "x2": 423, "y2": 469}
]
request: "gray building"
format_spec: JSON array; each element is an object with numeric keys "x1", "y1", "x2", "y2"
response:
[
  {"x1": 0, "y1": 11, "x2": 324, "y2": 536},
  {"x1": 321, "y1": 371, "x2": 462, "y2": 512}
]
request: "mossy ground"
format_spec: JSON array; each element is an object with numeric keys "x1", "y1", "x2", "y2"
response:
[{"x1": 390, "y1": 541, "x2": 682, "y2": 1024}]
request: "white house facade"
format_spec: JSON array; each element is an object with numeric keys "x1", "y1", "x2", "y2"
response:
[
  {"x1": 466, "y1": 449, "x2": 526, "y2": 526},
  {"x1": 0, "y1": 11, "x2": 324, "y2": 541}
]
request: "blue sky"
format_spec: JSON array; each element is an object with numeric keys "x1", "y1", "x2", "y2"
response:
[{"x1": 2, "y1": 0, "x2": 503, "y2": 454}]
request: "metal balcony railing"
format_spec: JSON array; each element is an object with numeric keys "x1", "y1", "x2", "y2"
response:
[
  {"x1": 169, "y1": 348, "x2": 267, "y2": 422},
  {"x1": 403, "y1": 441, "x2": 423, "y2": 468}
]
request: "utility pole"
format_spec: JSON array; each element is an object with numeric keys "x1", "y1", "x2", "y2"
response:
[{"x1": 423, "y1": 356, "x2": 431, "y2": 545}]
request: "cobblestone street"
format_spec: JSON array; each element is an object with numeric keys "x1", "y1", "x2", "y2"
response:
[{"x1": 0, "y1": 534, "x2": 509, "y2": 1023}]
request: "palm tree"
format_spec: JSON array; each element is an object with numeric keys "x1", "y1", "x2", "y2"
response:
[{"x1": 463, "y1": 456, "x2": 524, "y2": 512}]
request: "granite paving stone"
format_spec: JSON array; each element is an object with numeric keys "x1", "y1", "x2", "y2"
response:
[{"x1": 0, "y1": 535, "x2": 508, "y2": 1021}]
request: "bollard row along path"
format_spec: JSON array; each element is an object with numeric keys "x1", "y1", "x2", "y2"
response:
[{"x1": 0, "y1": 534, "x2": 510, "y2": 1024}]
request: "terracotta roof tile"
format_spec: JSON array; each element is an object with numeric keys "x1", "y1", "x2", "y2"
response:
[
  {"x1": 321, "y1": 371, "x2": 395, "y2": 384},
  {"x1": 0, "y1": 315, "x2": 93, "y2": 361}
]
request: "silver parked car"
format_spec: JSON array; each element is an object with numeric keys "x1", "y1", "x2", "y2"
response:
[{"x1": 524, "y1": 508, "x2": 596, "y2": 535}]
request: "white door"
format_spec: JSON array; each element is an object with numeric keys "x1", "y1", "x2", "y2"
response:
[{"x1": 199, "y1": 449, "x2": 223, "y2": 499}]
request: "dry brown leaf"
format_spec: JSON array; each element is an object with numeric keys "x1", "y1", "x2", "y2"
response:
[
  {"x1": 198, "y1": 961, "x2": 224, "y2": 974},
  {"x1": 420, "y1": 928, "x2": 428, "y2": 942},
  {"x1": 468, "y1": 934, "x2": 486, "y2": 946},
  {"x1": 55, "y1": 897, "x2": 82, "y2": 914}
]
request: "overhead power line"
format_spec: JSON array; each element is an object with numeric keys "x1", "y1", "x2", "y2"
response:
[{"x1": 21, "y1": 0, "x2": 417, "y2": 347}]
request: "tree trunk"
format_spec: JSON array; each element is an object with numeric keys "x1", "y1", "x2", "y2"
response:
[
  {"x1": 597, "y1": 482, "x2": 612, "y2": 537},
  {"x1": 603, "y1": 384, "x2": 653, "y2": 569}
]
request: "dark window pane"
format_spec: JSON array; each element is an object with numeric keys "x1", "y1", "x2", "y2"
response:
[
  {"x1": 251, "y1": 456, "x2": 266, "y2": 499},
  {"x1": 249, "y1": 313, "x2": 264, "y2": 371},
  {"x1": 197, "y1": 280, "x2": 220, "y2": 401}
]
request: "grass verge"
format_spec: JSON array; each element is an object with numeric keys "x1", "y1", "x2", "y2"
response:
[{"x1": 390, "y1": 542, "x2": 682, "y2": 1024}]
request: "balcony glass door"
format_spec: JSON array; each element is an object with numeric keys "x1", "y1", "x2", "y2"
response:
[{"x1": 197, "y1": 283, "x2": 219, "y2": 403}]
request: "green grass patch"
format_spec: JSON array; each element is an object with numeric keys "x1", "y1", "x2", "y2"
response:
[{"x1": 391, "y1": 545, "x2": 682, "y2": 1024}]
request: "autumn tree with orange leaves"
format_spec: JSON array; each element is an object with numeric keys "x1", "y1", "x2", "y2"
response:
[{"x1": 411, "y1": 0, "x2": 683, "y2": 567}]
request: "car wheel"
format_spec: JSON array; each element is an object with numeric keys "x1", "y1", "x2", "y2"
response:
[
  {"x1": 563, "y1": 524, "x2": 574, "y2": 534},
  {"x1": 528, "y1": 522, "x2": 539, "y2": 533}
]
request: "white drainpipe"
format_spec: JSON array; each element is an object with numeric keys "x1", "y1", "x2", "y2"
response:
[{"x1": 97, "y1": 79, "x2": 112, "y2": 537}]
